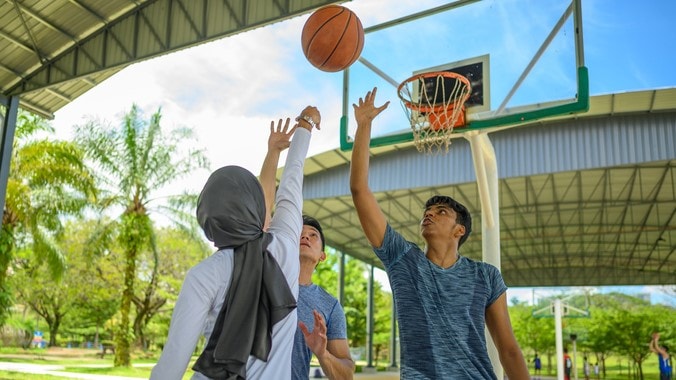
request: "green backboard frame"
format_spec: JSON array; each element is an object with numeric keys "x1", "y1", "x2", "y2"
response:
[{"x1": 339, "y1": 0, "x2": 589, "y2": 151}]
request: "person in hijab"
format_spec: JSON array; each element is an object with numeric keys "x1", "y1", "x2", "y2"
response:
[{"x1": 150, "y1": 106, "x2": 320, "y2": 380}]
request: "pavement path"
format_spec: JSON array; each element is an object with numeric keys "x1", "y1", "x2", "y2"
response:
[{"x1": 0, "y1": 361, "x2": 557, "y2": 379}]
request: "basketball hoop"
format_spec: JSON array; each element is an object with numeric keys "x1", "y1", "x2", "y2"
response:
[{"x1": 398, "y1": 71, "x2": 471, "y2": 153}]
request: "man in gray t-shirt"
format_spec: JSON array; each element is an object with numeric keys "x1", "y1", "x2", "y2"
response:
[{"x1": 349, "y1": 87, "x2": 530, "y2": 380}]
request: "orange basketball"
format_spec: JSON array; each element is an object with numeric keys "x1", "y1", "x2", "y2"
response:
[{"x1": 301, "y1": 5, "x2": 364, "y2": 72}]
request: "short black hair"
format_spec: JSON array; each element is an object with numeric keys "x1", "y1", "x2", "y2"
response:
[
  {"x1": 425, "y1": 195, "x2": 472, "y2": 248},
  {"x1": 302, "y1": 215, "x2": 325, "y2": 251}
]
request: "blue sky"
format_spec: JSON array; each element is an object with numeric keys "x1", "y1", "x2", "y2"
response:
[{"x1": 49, "y1": 0, "x2": 676, "y2": 305}]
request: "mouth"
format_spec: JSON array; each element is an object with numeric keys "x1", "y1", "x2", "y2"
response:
[{"x1": 421, "y1": 218, "x2": 432, "y2": 226}]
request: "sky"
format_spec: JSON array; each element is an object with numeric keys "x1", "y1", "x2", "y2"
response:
[{"x1": 48, "y1": 0, "x2": 676, "y2": 306}]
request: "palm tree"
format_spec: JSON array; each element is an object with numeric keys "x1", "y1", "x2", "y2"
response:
[
  {"x1": 74, "y1": 104, "x2": 208, "y2": 367},
  {"x1": 1, "y1": 111, "x2": 95, "y2": 326}
]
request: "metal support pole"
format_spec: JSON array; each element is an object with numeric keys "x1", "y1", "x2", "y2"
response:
[
  {"x1": 338, "y1": 250, "x2": 346, "y2": 305},
  {"x1": 0, "y1": 95, "x2": 19, "y2": 217},
  {"x1": 571, "y1": 335, "x2": 578, "y2": 380},
  {"x1": 388, "y1": 297, "x2": 398, "y2": 370},
  {"x1": 555, "y1": 299, "x2": 564, "y2": 380},
  {"x1": 466, "y1": 132, "x2": 501, "y2": 379},
  {"x1": 365, "y1": 265, "x2": 375, "y2": 370}
]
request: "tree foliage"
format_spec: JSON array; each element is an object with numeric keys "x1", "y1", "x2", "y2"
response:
[
  {"x1": 74, "y1": 105, "x2": 208, "y2": 366},
  {"x1": 1, "y1": 111, "x2": 95, "y2": 326}
]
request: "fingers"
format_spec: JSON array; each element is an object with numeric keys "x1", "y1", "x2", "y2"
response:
[
  {"x1": 313, "y1": 310, "x2": 326, "y2": 333},
  {"x1": 274, "y1": 118, "x2": 291, "y2": 133},
  {"x1": 298, "y1": 321, "x2": 310, "y2": 336}
]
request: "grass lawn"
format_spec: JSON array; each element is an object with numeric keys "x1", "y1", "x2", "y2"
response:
[{"x1": 0, "y1": 346, "x2": 666, "y2": 379}]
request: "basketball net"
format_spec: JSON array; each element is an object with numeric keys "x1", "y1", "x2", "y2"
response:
[{"x1": 398, "y1": 72, "x2": 471, "y2": 153}]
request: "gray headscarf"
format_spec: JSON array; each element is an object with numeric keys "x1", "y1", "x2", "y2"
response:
[{"x1": 192, "y1": 166, "x2": 297, "y2": 379}]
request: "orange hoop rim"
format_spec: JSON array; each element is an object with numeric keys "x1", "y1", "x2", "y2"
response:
[{"x1": 397, "y1": 71, "x2": 472, "y2": 113}]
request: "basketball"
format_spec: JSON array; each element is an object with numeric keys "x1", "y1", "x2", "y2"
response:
[{"x1": 301, "y1": 5, "x2": 364, "y2": 72}]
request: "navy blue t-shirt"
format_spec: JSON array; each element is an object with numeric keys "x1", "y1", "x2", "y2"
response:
[{"x1": 375, "y1": 224, "x2": 507, "y2": 379}]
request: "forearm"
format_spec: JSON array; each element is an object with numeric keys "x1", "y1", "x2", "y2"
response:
[
  {"x1": 501, "y1": 349, "x2": 531, "y2": 380},
  {"x1": 317, "y1": 352, "x2": 355, "y2": 380},
  {"x1": 260, "y1": 150, "x2": 281, "y2": 216},
  {"x1": 349, "y1": 120, "x2": 372, "y2": 194},
  {"x1": 269, "y1": 128, "x2": 310, "y2": 260},
  {"x1": 349, "y1": 120, "x2": 387, "y2": 247}
]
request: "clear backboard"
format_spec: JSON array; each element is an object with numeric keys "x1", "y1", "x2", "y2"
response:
[{"x1": 339, "y1": 0, "x2": 589, "y2": 150}]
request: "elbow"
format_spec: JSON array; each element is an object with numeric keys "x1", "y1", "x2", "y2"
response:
[{"x1": 349, "y1": 182, "x2": 361, "y2": 195}]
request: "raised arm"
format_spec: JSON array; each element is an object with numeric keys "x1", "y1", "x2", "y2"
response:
[
  {"x1": 349, "y1": 87, "x2": 390, "y2": 248},
  {"x1": 267, "y1": 106, "x2": 320, "y2": 269},
  {"x1": 651, "y1": 332, "x2": 669, "y2": 359},
  {"x1": 260, "y1": 118, "x2": 295, "y2": 229},
  {"x1": 650, "y1": 334, "x2": 659, "y2": 353}
]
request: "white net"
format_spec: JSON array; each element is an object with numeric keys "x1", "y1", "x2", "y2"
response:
[{"x1": 398, "y1": 72, "x2": 471, "y2": 153}]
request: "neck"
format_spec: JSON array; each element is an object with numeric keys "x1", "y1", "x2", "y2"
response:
[
  {"x1": 425, "y1": 241, "x2": 459, "y2": 268},
  {"x1": 299, "y1": 257, "x2": 316, "y2": 285}
]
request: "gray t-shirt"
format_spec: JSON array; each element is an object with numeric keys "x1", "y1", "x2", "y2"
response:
[
  {"x1": 292, "y1": 284, "x2": 347, "y2": 380},
  {"x1": 375, "y1": 224, "x2": 506, "y2": 379}
]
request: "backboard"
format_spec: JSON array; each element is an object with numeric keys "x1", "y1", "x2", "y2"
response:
[{"x1": 340, "y1": 0, "x2": 589, "y2": 150}]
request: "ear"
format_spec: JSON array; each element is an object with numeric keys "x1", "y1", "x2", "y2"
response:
[
  {"x1": 454, "y1": 224, "x2": 466, "y2": 239},
  {"x1": 320, "y1": 250, "x2": 327, "y2": 262}
]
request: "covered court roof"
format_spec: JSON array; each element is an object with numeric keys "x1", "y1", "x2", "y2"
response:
[{"x1": 0, "y1": 0, "x2": 339, "y2": 118}]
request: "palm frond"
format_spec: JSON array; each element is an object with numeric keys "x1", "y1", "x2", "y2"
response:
[{"x1": 30, "y1": 226, "x2": 66, "y2": 281}]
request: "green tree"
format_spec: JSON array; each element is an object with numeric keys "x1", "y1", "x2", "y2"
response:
[
  {"x1": 74, "y1": 105, "x2": 208, "y2": 367},
  {"x1": 1, "y1": 111, "x2": 95, "y2": 326},
  {"x1": 512, "y1": 301, "x2": 556, "y2": 372},
  {"x1": 11, "y1": 219, "x2": 121, "y2": 347},
  {"x1": 133, "y1": 226, "x2": 209, "y2": 350}
]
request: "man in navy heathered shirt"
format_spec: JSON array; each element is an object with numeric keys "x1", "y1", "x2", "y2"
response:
[{"x1": 349, "y1": 87, "x2": 530, "y2": 380}]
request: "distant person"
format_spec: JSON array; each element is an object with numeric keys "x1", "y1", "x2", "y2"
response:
[
  {"x1": 583, "y1": 355, "x2": 590, "y2": 380},
  {"x1": 348, "y1": 87, "x2": 531, "y2": 379},
  {"x1": 259, "y1": 123, "x2": 355, "y2": 379},
  {"x1": 563, "y1": 347, "x2": 572, "y2": 380},
  {"x1": 651, "y1": 332, "x2": 673, "y2": 380},
  {"x1": 533, "y1": 353, "x2": 542, "y2": 377},
  {"x1": 594, "y1": 362, "x2": 599, "y2": 379},
  {"x1": 150, "y1": 106, "x2": 319, "y2": 380}
]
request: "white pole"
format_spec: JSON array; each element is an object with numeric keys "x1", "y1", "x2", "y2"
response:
[
  {"x1": 467, "y1": 132, "x2": 501, "y2": 378},
  {"x1": 555, "y1": 300, "x2": 564, "y2": 380},
  {"x1": 573, "y1": 339, "x2": 578, "y2": 380}
]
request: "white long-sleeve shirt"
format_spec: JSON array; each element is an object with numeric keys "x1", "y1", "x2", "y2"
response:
[{"x1": 150, "y1": 128, "x2": 310, "y2": 380}]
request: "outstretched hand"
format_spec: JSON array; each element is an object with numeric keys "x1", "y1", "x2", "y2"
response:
[
  {"x1": 353, "y1": 87, "x2": 390, "y2": 126},
  {"x1": 297, "y1": 105, "x2": 322, "y2": 131},
  {"x1": 268, "y1": 118, "x2": 295, "y2": 153},
  {"x1": 299, "y1": 310, "x2": 328, "y2": 358}
]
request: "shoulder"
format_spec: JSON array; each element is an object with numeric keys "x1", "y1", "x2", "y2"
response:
[
  {"x1": 302, "y1": 284, "x2": 340, "y2": 305},
  {"x1": 186, "y1": 250, "x2": 234, "y2": 287},
  {"x1": 376, "y1": 224, "x2": 422, "y2": 257}
]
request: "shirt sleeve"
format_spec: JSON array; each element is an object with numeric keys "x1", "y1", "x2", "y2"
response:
[
  {"x1": 484, "y1": 263, "x2": 507, "y2": 307},
  {"x1": 326, "y1": 301, "x2": 348, "y2": 340},
  {"x1": 150, "y1": 265, "x2": 215, "y2": 380},
  {"x1": 267, "y1": 128, "x2": 310, "y2": 280},
  {"x1": 373, "y1": 224, "x2": 415, "y2": 269}
]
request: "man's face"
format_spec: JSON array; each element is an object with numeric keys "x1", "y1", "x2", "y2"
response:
[
  {"x1": 420, "y1": 203, "x2": 464, "y2": 240},
  {"x1": 300, "y1": 224, "x2": 325, "y2": 263}
]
